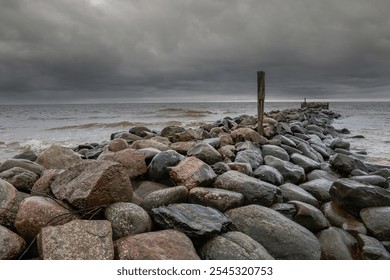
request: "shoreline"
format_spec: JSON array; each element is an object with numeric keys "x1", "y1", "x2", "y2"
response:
[{"x1": 1, "y1": 105, "x2": 390, "y2": 260}]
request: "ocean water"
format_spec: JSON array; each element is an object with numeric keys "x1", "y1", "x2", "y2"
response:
[{"x1": 0, "y1": 102, "x2": 389, "y2": 165}]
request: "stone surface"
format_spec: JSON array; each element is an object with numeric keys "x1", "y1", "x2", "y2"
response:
[
  {"x1": 51, "y1": 160, "x2": 133, "y2": 209},
  {"x1": 38, "y1": 220, "x2": 114, "y2": 260},
  {"x1": 199, "y1": 231, "x2": 274, "y2": 260},
  {"x1": 133, "y1": 181, "x2": 169, "y2": 199},
  {"x1": 161, "y1": 126, "x2": 186, "y2": 138},
  {"x1": 141, "y1": 186, "x2": 188, "y2": 212},
  {"x1": 356, "y1": 234, "x2": 390, "y2": 260},
  {"x1": 299, "y1": 179, "x2": 332, "y2": 202},
  {"x1": 170, "y1": 141, "x2": 196, "y2": 154},
  {"x1": 262, "y1": 145, "x2": 290, "y2": 161},
  {"x1": 290, "y1": 153, "x2": 321, "y2": 172},
  {"x1": 13, "y1": 151, "x2": 38, "y2": 162},
  {"x1": 330, "y1": 138, "x2": 351, "y2": 150},
  {"x1": 350, "y1": 175, "x2": 388, "y2": 188},
  {"x1": 131, "y1": 139, "x2": 170, "y2": 151},
  {"x1": 214, "y1": 170, "x2": 280, "y2": 206},
  {"x1": 189, "y1": 187, "x2": 244, "y2": 212},
  {"x1": 227, "y1": 162, "x2": 253, "y2": 176},
  {"x1": 0, "y1": 159, "x2": 46, "y2": 177},
  {"x1": 31, "y1": 169, "x2": 61, "y2": 196},
  {"x1": 329, "y1": 153, "x2": 368, "y2": 175},
  {"x1": 289, "y1": 200, "x2": 330, "y2": 233},
  {"x1": 0, "y1": 179, "x2": 17, "y2": 225},
  {"x1": 211, "y1": 162, "x2": 231, "y2": 175},
  {"x1": 270, "y1": 203, "x2": 296, "y2": 219},
  {"x1": 360, "y1": 207, "x2": 390, "y2": 241},
  {"x1": 129, "y1": 126, "x2": 152, "y2": 137},
  {"x1": 306, "y1": 169, "x2": 339, "y2": 182},
  {"x1": 231, "y1": 128, "x2": 266, "y2": 144},
  {"x1": 146, "y1": 150, "x2": 184, "y2": 185},
  {"x1": 151, "y1": 203, "x2": 231, "y2": 238},
  {"x1": 253, "y1": 165, "x2": 284, "y2": 186},
  {"x1": 296, "y1": 142, "x2": 324, "y2": 163},
  {"x1": 114, "y1": 230, "x2": 200, "y2": 260},
  {"x1": 187, "y1": 143, "x2": 222, "y2": 165},
  {"x1": 234, "y1": 149, "x2": 263, "y2": 170},
  {"x1": 107, "y1": 138, "x2": 129, "y2": 152},
  {"x1": 168, "y1": 157, "x2": 217, "y2": 190},
  {"x1": 105, "y1": 202, "x2": 152, "y2": 240},
  {"x1": 279, "y1": 183, "x2": 319, "y2": 208},
  {"x1": 36, "y1": 144, "x2": 82, "y2": 169},
  {"x1": 0, "y1": 225, "x2": 26, "y2": 260},
  {"x1": 316, "y1": 227, "x2": 358, "y2": 260},
  {"x1": 225, "y1": 205, "x2": 321, "y2": 259},
  {"x1": 264, "y1": 155, "x2": 305, "y2": 184},
  {"x1": 0, "y1": 167, "x2": 39, "y2": 192}
]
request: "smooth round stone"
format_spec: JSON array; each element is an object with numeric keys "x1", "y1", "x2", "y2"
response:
[
  {"x1": 234, "y1": 149, "x2": 263, "y2": 170},
  {"x1": 264, "y1": 155, "x2": 305, "y2": 184},
  {"x1": 316, "y1": 227, "x2": 358, "y2": 260},
  {"x1": 262, "y1": 145, "x2": 290, "y2": 161},
  {"x1": 279, "y1": 183, "x2": 319, "y2": 208},
  {"x1": 189, "y1": 187, "x2": 244, "y2": 212},
  {"x1": 290, "y1": 153, "x2": 321, "y2": 172},
  {"x1": 299, "y1": 179, "x2": 332, "y2": 202},
  {"x1": 360, "y1": 207, "x2": 390, "y2": 241},
  {"x1": 147, "y1": 150, "x2": 184, "y2": 185},
  {"x1": 141, "y1": 186, "x2": 189, "y2": 213},
  {"x1": 289, "y1": 200, "x2": 330, "y2": 233},
  {"x1": 253, "y1": 165, "x2": 284, "y2": 186},
  {"x1": 356, "y1": 234, "x2": 390, "y2": 260},
  {"x1": 187, "y1": 143, "x2": 222, "y2": 165}
]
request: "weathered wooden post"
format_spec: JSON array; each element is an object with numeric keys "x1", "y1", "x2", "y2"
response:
[{"x1": 257, "y1": 71, "x2": 265, "y2": 135}]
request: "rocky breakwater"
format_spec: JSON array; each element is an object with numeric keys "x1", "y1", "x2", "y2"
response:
[{"x1": 1, "y1": 106, "x2": 390, "y2": 260}]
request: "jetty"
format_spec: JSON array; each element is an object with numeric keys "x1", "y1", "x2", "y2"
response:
[{"x1": 301, "y1": 98, "x2": 329, "y2": 110}]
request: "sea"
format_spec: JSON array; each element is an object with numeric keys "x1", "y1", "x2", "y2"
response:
[{"x1": 0, "y1": 102, "x2": 389, "y2": 165}]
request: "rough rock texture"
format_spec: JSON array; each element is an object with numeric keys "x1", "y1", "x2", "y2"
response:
[
  {"x1": 225, "y1": 205, "x2": 321, "y2": 259},
  {"x1": 114, "y1": 230, "x2": 200, "y2": 260},
  {"x1": 0, "y1": 159, "x2": 46, "y2": 177},
  {"x1": 107, "y1": 138, "x2": 129, "y2": 152},
  {"x1": 262, "y1": 145, "x2": 290, "y2": 161},
  {"x1": 51, "y1": 160, "x2": 133, "y2": 209},
  {"x1": 316, "y1": 227, "x2": 358, "y2": 260},
  {"x1": 231, "y1": 128, "x2": 266, "y2": 144},
  {"x1": 187, "y1": 143, "x2": 222, "y2": 165},
  {"x1": 264, "y1": 155, "x2": 305, "y2": 184},
  {"x1": 36, "y1": 144, "x2": 82, "y2": 169},
  {"x1": 234, "y1": 149, "x2": 263, "y2": 170},
  {"x1": 199, "y1": 231, "x2": 274, "y2": 260},
  {"x1": 279, "y1": 183, "x2": 319, "y2": 208},
  {"x1": 189, "y1": 187, "x2": 244, "y2": 212},
  {"x1": 299, "y1": 179, "x2": 332, "y2": 202},
  {"x1": 289, "y1": 200, "x2": 330, "y2": 233},
  {"x1": 0, "y1": 179, "x2": 17, "y2": 225},
  {"x1": 38, "y1": 220, "x2": 114, "y2": 260},
  {"x1": 141, "y1": 186, "x2": 188, "y2": 212},
  {"x1": 356, "y1": 234, "x2": 390, "y2": 260},
  {"x1": 31, "y1": 169, "x2": 61, "y2": 196},
  {"x1": 253, "y1": 165, "x2": 284, "y2": 186},
  {"x1": 146, "y1": 150, "x2": 184, "y2": 184},
  {"x1": 133, "y1": 181, "x2": 169, "y2": 199},
  {"x1": 131, "y1": 139, "x2": 170, "y2": 151},
  {"x1": 360, "y1": 207, "x2": 390, "y2": 241},
  {"x1": 329, "y1": 153, "x2": 368, "y2": 175},
  {"x1": 151, "y1": 203, "x2": 231, "y2": 238},
  {"x1": 0, "y1": 225, "x2": 26, "y2": 260},
  {"x1": 290, "y1": 153, "x2": 321, "y2": 172},
  {"x1": 0, "y1": 167, "x2": 39, "y2": 193}
]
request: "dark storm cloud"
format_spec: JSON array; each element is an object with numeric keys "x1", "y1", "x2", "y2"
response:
[{"x1": 0, "y1": 0, "x2": 389, "y2": 103}]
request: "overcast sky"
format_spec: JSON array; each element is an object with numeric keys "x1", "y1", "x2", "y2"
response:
[{"x1": 1, "y1": 0, "x2": 389, "y2": 104}]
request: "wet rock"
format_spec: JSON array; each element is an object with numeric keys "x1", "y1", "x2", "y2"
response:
[
  {"x1": 350, "y1": 169, "x2": 369, "y2": 176},
  {"x1": 307, "y1": 169, "x2": 339, "y2": 182},
  {"x1": 0, "y1": 225, "x2": 26, "y2": 260},
  {"x1": 133, "y1": 181, "x2": 169, "y2": 199},
  {"x1": 329, "y1": 153, "x2": 368, "y2": 176},
  {"x1": 36, "y1": 144, "x2": 82, "y2": 169},
  {"x1": 147, "y1": 150, "x2": 184, "y2": 185},
  {"x1": 14, "y1": 196, "x2": 76, "y2": 240},
  {"x1": 131, "y1": 139, "x2": 170, "y2": 151},
  {"x1": 299, "y1": 179, "x2": 332, "y2": 202},
  {"x1": 253, "y1": 165, "x2": 284, "y2": 186},
  {"x1": 51, "y1": 160, "x2": 133, "y2": 209},
  {"x1": 289, "y1": 200, "x2": 330, "y2": 233},
  {"x1": 227, "y1": 162, "x2": 253, "y2": 176},
  {"x1": 262, "y1": 145, "x2": 290, "y2": 161},
  {"x1": 98, "y1": 148, "x2": 148, "y2": 178},
  {"x1": 105, "y1": 202, "x2": 152, "y2": 240},
  {"x1": 114, "y1": 230, "x2": 200, "y2": 260},
  {"x1": 0, "y1": 167, "x2": 39, "y2": 193},
  {"x1": 170, "y1": 141, "x2": 196, "y2": 154},
  {"x1": 281, "y1": 144, "x2": 303, "y2": 155},
  {"x1": 231, "y1": 128, "x2": 267, "y2": 144},
  {"x1": 316, "y1": 227, "x2": 358, "y2": 260},
  {"x1": 0, "y1": 159, "x2": 45, "y2": 177},
  {"x1": 350, "y1": 175, "x2": 388, "y2": 188},
  {"x1": 161, "y1": 126, "x2": 186, "y2": 138},
  {"x1": 279, "y1": 183, "x2": 319, "y2": 208},
  {"x1": 290, "y1": 153, "x2": 321, "y2": 172},
  {"x1": 199, "y1": 231, "x2": 274, "y2": 260},
  {"x1": 187, "y1": 143, "x2": 222, "y2": 165},
  {"x1": 264, "y1": 155, "x2": 305, "y2": 184},
  {"x1": 330, "y1": 138, "x2": 350, "y2": 150},
  {"x1": 356, "y1": 234, "x2": 390, "y2": 260},
  {"x1": 322, "y1": 202, "x2": 367, "y2": 235},
  {"x1": 290, "y1": 123, "x2": 308, "y2": 134},
  {"x1": 371, "y1": 168, "x2": 390, "y2": 179},
  {"x1": 310, "y1": 143, "x2": 330, "y2": 160},
  {"x1": 38, "y1": 220, "x2": 114, "y2": 260},
  {"x1": 13, "y1": 151, "x2": 38, "y2": 162},
  {"x1": 296, "y1": 142, "x2": 324, "y2": 163},
  {"x1": 129, "y1": 126, "x2": 152, "y2": 137},
  {"x1": 111, "y1": 131, "x2": 142, "y2": 142},
  {"x1": 211, "y1": 162, "x2": 231, "y2": 175},
  {"x1": 214, "y1": 170, "x2": 280, "y2": 206},
  {"x1": 107, "y1": 138, "x2": 129, "y2": 152},
  {"x1": 189, "y1": 187, "x2": 244, "y2": 212},
  {"x1": 330, "y1": 179, "x2": 390, "y2": 215},
  {"x1": 151, "y1": 203, "x2": 231, "y2": 238},
  {"x1": 270, "y1": 203, "x2": 296, "y2": 219},
  {"x1": 276, "y1": 122, "x2": 293, "y2": 135},
  {"x1": 360, "y1": 207, "x2": 390, "y2": 241},
  {"x1": 234, "y1": 149, "x2": 263, "y2": 170},
  {"x1": 225, "y1": 205, "x2": 321, "y2": 259},
  {"x1": 141, "y1": 186, "x2": 188, "y2": 213},
  {"x1": 168, "y1": 157, "x2": 217, "y2": 190},
  {"x1": 0, "y1": 179, "x2": 17, "y2": 225}
]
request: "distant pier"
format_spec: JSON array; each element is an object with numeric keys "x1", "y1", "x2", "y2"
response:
[{"x1": 301, "y1": 98, "x2": 329, "y2": 110}]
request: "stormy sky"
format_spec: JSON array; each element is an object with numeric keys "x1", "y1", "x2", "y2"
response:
[{"x1": 0, "y1": 0, "x2": 389, "y2": 104}]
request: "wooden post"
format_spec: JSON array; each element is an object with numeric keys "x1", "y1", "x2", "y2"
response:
[{"x1": 257, "y1": 71, "x2": 265, "y2": 135}]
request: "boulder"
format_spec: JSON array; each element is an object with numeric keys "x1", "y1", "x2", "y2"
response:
[
  {"x1": 214, "y1": 170, "x2": 280, "y2": 206},
  {"x1": 171, "y1": 128, "x2": 209, "y2": 142},
  {"x1": 131, "y1": 139, "x2": 170, "y2": 151},
  {"x1": 0, "y1": 189, "x2": 29, "y2": 231},
  {"x1": 307, "y1": 169, "x2": 339, "y2": 182},
  {"x1": 225, "y1": 205, "x2": 321, "y2": 259},
  {"x1": 371, "y1": 168, "x2": 390, "y2": 179},
  {"x1": 264, "y1": 155, "x2": 305, "y2": 184},
  {"x1": 329, "y1": 153, "x2": 368, "y2": 176},
  {"x1": 114, "y1": 230, "x2": 199, "y2": 260},
  {"x1": 187, "y1": 143, "x2": 222, "y2": 165},
  {"x1": 36, "y1": 144, "x2": 82, "y2": 169},
  {"x1": 161, "y1": 126, "x2": 186, "y2": 138},
  {"x1": 253, "y1": 165, "x2": 284, "y2": 186},
  {"x1": 105, "y1": 202, "x2": 152, "y2": 240},
  {"x1": 330, "y1": 138, "x2": 350, "y2": 150},
  {"x1": 350, "y1": 175, "x2": 388, "y2": 188},
  {"x1": 296, "y1": 142, "x2": 324, "y2": 163},
  {"x1": 227, "y1": 162, "x2": 253, "y2": 176},
  {"x1": 128, "y1": 126, "x2": 152, "y2": 137},
  {"x1": 146, "y1": 150, "x2": 184, "y2": 185},
  {"x1": 107, "y1": 138, "x2": 128, "y2": 152},
  {"x1": 356, "y1": 234, "x2": 390, "y2": 260},
  {"x1": 299, "y1": 179, "x2": 332, "y2": 203},
  {"x1": 262, "y1": 145, "x2": 290, "y2": 161},
  {"x1": 133, "y1": 181, "x2": 169, "y2": 199},
  {"x1": 199, "y1": 231, "x2": 274, "y2": 260},
  {"x1": 289, "y1": 200, "x2": 330, "y2": 233},
  {"x1": 290, "y1": 153, "x2": 321, "y2": 172},
  {"x1": 189, "y1": 187, "x2": 244, "y2": 212},
  {"x1": 98, "y1": 148, "x2": 148, "y2": 179},
  {"x1": 279, "y1": 183, "x2": 319, "y2": 208},
  {"x1": 231, "y1": 128, "x2": 267, "y2": 144},
  {"x1": 234, "y1": 149, "x2": 263, "y2": 170},
  {"x1": 51, "y1": 160, "x2": 133, "y2": 209},
  {"x1": 14, "y1": 196, "x2": 77, "y2": 240},
  {"x1": 141, "y1": 186, "x2": 188, "y2": 213},
  {"x1": 170, "y1": 141, "x2": 196, "y2": 154},
  {"x1": 270, "y1": 203, "x2": 296, "y2": 219},
  {"x1": 0, "y1": 159, "x2": 46, "y2": 177},
  {"x1": 218, "y1": 145, "x2": 236, "y2": 161},
  {"x1": 316, "y1": 227, "x2": 358, "y2": 260},
  {"x1": 0, "y1": 179, "x2": 17, "y2": 225},
  {"x1": 31, "y1": 169, "x2": 62, "y2": 196},
  {"x1": 38, "y1": 220, "x2": 114, "y2": 260},
  {"x1": 168, "y1": 157, "x2": 217, "y2": 190},
  {"x1": 111, "y1": 131, "x2": 142, "y2": 142},
  {"x1": 13, "y1": 151, "x2": 38, "y2": 162},
  {"x1": 151, "y1": 203, "x2": 231, "y2": 238},
  {"x1": 360, "y1": 207, "x2": 390, "y2": 241},
  {"x1": 211, "y1": 162, "x2": 231, "y2": 175},
  {"x1": 0, "y1": 167, "x2": 39, "y2": 193},
  {"x1": 0, "y1": 225, "x2": 26, "y2": 260},
  {"x1": 330, "y1": 179, "x2": 390, "y2": 215}
]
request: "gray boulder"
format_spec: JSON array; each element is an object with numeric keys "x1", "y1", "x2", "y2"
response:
[
  {"x1": 290, "y1": 153, "x2": 321, "y2": 172},
  {"x1": 360, "y1": 207, "x2": 390, "y2": 241},
  {"x1": 350, "y1": 175, "x2": 388, "y2": 188},
  {"x1": 329, "y1": 153, "x2": 368, "y2": 176},
  {"x1": 0, "y1": 167, "x2": 38, "y2": 193},
  {"x1": 235, "y1": 149, "x2": 263, "y2": 170},
  {"x1": 0, "y1": 225, "x2": 26, "y2": 260},
  {"x1": 289, "y1": 200, "x2": 330, "y2": 233},
  {"x1": 187, "y1": 143, "x2": 222, "y2": 165},
  {"x1": 316, "y1": 227, "x2": 358, "y2": 260},
  {"x1": 264, "y1": 155, "x2": 305, "y2": 184},
  {"x1": 279, "y1": 183, "x2": 319, "y2": 208},
  {"x1": 0, "y1": 159, "x2": 46, "y2": 177},
  {"x1": 36, "y1": 144, "x2": 82, "y2": 169},
  {"x1": 146, "y1": 150, "x2": 184, "y2": 185},
  {"x1": 262, "y1": 145, "x2": 290, "y2": 161},
  {"x1": 356, "y1": 234, "x2": 390, "y2": 260},
  {"x1": 253, "y1": 165, "x2": 284, "y2": 186},
  {"x1": 189, "y1": 187, "x2": 244, "y2": 212},
  {"x1": 299, "y1": 179, "x2": 332, "y2": 202},
  {"x1": 141, "y1": 186, "x2": 188, "y2": 212}
]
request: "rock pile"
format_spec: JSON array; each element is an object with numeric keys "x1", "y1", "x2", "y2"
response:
[{"x1": 1, "y1": 106, "x2": 390, "y2": 260}]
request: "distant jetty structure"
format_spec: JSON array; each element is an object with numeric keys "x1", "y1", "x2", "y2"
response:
[{"x1": 301, "y1": 98, "x2": 329, "y2": 110}]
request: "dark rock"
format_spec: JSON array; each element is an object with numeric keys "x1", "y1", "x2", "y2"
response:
[
  {"x1": 225, "y1": 205, "x2": 321, "y2": 259},
  {"x1": 316, "y1": 227, "x2": 358, "y2": 260},
  {"x1": 187, "y1": 143, "x2": 222, "y2": 165},
  {"x1": 0, "y1": 179, "x2": 17, "y2": 225},
  {"x1": 211, "y1": 162, "x2": 231, "y2": 175},
  {"x1": 329, "y1": 153, "x2": 368, "y2": 176},
  {"x1": 270, "y1": 203, "x2": 296, "y2": 219},
  {"x1": 235, "y1": 141, "x2": 262, "y2": 153},
  {"x1": 107, "y1": 138, "x2": 128, "y2": 152},
  {"x1": 227, "y1": 162, "x2": 253, "y2": 176},
  {"x1": 294, "y1": 133, "x2": 311, "y2": 141},
  {"x1": 299, "y1": 179, "x2": 332, "y2": 202},
  {"x1": 161, "y1": 126, "x2": 186, "y2": 138},
  {"x1": 171, "y1": 128, "x2": 209, "y2": 142},
  {"x1": 231, "y1": 128, "x2": 267, "y2": 144},
  {"x1": 289, "y1": 200, "x2": 330, "y2": 233},
  {"x1": 279, "y1": 183, "x2": 319, "y2": 208},
  {"x1": 290, "y1": 123, "x2": 308, "y2": 134},
  {"x1": 105, "y1": 202, "x2": 152, "y2": 240},
  {"x1": 51, "y1": 160, "x2": 133, "y2": 209},
  {"x1": 141, "y1": 186, "x2": 188, "y2": 212},
  {"x1": 290, "y1": 153, "x2": 321, "y2": 172},
  {"x1": 137, "y1": 147, "x2": 162, "y2": 163},
  {"x1": 336, "y1": 128, "x2": 351, "y2": 134},
  {"x1": 0, "y1": 159, "x2": 45, "y2": 177},
  {"x1": 281, "y1": 144, "x2": 303, "y2": 155},
  {"x1": 273, "y1": 135, "x2": 297, "y2": 147},
  {"x1": 111, "y1": 131, "x2": 142, "y2": 142},
  {"x1": 276, "y1": 122, "x2": 292, "y2": 135},
  {"x1": 133, "y1": 181, "x2": 169, "y2": 199},
  {"x1": 36, "y1": 144, "x2": 82, "y2": 169},
  {"x1": 350, "y1": 175, "x2": 388, "y2": 188},
  {"x1": 199, "y1": 231, "x2": 274, "y2": 260},
  {"x1": 168, "y1": 157, "x2": 217, "y2": 190},
  {"x1": 307, "y1": 169, "x2": 339, "y2": 182},
  {"x1": 264, "y1": 155, "x2": 305, "y2": 184},
  {"x1": 310, "y1": 143, "x2": 330, "y2": 160},
  {"x1": 235, "y1": 149, "x2": 263, "y2": 170},
  {"x1": 114, "y1": 230, "x2": 200, "y2": 260},
  {"x1": 330, "y1": 138, "x2": 351, "y2": 150},
  {"x1": 360, "y1": 207, "x2": 390, "y2": 241},
  {"x1": 296, "y1": 142, "x2": 324, "y2": 163},
  {"x1": 262, "y1": 145, "x2": 290, "y2": 161},
  {"x1": 129, "y1": 126, "x2": 152, "y2": 137},
  {"x1": 350, "y1": 169, "x2": 369, "y2": 176},
  {"x1": 38, "y1": 220, "x2": 114, "y2": 260},
  {"x1": 356, "y1": 234, "x2": 390, "y2": 260},
  {"x1": 13, "y1": 151, "x2": 38, "y2": 162},
  {"x1": 371, "y1": 168, "x2": 390, "y2": 179},
  {"x1": 189, "y1": 187, "x2": 244, "y2": 212},
  {"x1": 218, "y1": 145, "x2": 236, "y2": 161},
  {"x1": 0, "y1": 225, "x2": 26, "y2": 260},
  {"x1": 214, "y1": 170, "x2": 280, "y2": 206},
  {"x1": 147, "y1": 150, "x2": 184, "y2": 185},
  {"x1": 151, "y1": 203, "x2": 231, "y2": 238},
  {"x1": 0, "y1": 167, "x2": 39, "y2": 193},
  {"x1": 330, "y1": 179, "x2": 390, "y2": 215},
  {"x1": 253, "y1": 165, "x2": 284, "y2": 186},
  {"x1": 202, "y1": 138, "x2": 221, "y2": 149}
]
